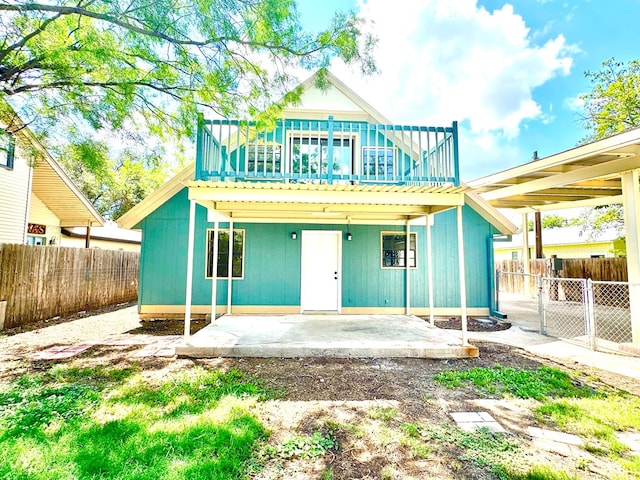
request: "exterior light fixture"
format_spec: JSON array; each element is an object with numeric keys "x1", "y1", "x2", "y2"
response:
[
  {"x1": 346, "y1": 216, "x2": 352, "y2": 241},
  {"x1": 346, "y1": 232, "x2": 353, "y2": 241},
  {"x1": 291, "y1": 231, "x2": 297, "y2": 240}
]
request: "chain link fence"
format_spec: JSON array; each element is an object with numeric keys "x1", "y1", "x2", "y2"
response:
[{"x1": 496, "y1": 270, "x2": 638, "y2": 354}]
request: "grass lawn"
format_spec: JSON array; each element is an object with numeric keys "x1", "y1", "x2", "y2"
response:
[
  {"x1": 1, "y1": 355, "x2": 639, "y2": 479},
  {"x1": 0, "y1": 365, "x2": 273, "y2": 480}
]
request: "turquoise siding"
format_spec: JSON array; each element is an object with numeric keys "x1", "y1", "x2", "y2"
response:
[{"x1": 139, "y1": 188, "x2": 498, "y2": 309}]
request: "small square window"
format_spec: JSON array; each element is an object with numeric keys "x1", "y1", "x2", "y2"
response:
[
  {"x1": 363, "y1": 147, "x2": 396, "y2": 178},
  {"x1": 0, "y1": 131, "x2": 15, "y2": 170},
  {"x1": 381, "y1": 232, "x2": 417, "y2": 268},
  {"x1": 205, "y1": 229, "x2": 245, "y2": 278}
]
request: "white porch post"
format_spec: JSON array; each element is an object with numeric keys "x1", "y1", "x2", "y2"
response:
[
  {"x1": 522, "y1": 213, "x2": 531, "y2": 296},
  {"x1": 621, "y1": 169, "x2": 640, "y2": 343},
  {"x1": 406, "y1": 220, "x2": 411, "y2": 315},
  {"x1": 211, "y1": 214, "x2": 219, "y2": 322},
  {"x1": 426, "y1": 214, "x2": 435, "y2": 326},
  {"x1": 457, "y1": 205, "x2": 469, "y2": 345},
  {"x1": 184, "y1": 200, "x2": 197, "y2": 341},
  {"x1": 227, "y1": 219, "x2": 234, "y2": 314}
]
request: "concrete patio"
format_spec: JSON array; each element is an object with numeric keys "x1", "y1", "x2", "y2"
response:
[{"x1": 175, "y1": 314, "x2": 479, "y2": 359}]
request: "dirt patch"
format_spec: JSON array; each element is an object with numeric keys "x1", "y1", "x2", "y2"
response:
[
  {"x1": 126, "y1": 318, "x2": 209, "y2": 336},
  {"x1": 423, "y1": 316, "x2": 512, "y2": 332}
]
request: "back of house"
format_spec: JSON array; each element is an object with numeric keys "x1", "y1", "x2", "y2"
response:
[{"x1": 119, "y1": 72, "x2": 516, "y2": 320}]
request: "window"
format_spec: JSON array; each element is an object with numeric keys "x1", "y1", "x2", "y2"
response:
[
  {"x1": 289, "y1": 136, "x2": 354, "y2": 177},
  {"x1": 381, "y1": 232, "x2": 417, "y2": 268},
  {"x1": 0, "y1": 131, "x2": 15, "y2": 169},
  {"x1": 362, "y1": 147, "x2": 396, "y2": 178},
  {"x1": 247, "y1": 140, "x2": 281, "y2": 174},
  {"x1": 206, "y1": 229, "x2": 245, "y2": 278},
  {"x1": 511, "y1": 251, "x2": 519, "y2": 260}
]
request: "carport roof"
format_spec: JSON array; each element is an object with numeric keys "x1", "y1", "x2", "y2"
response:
[{"x1": 468, "y1": 127, "x2": 640, "y2": 212}]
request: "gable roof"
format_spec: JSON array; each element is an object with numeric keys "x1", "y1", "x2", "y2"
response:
[
  {"x1": 1, "y1": 101, "x2": 104, "y2": 227},
  {"x1": 117, "y1": 71, "x2": 516, "y2": 234}
]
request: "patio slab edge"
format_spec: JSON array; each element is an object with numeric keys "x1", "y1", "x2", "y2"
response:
[{"x1": 175, "y1": 343, "x2": 479, "y2": 359}]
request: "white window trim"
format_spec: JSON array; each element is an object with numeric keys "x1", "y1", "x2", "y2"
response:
[
  {"x1": 205, "y1": 228, "x2": 246, "y2": 279},
  {"x1": 285, "y1": 130, "x2": 359, "y2": 176},
  {"x1": 380, "y1": 230, "x2": 418, "y2": 269},
  {"x1": 362, "y1": 146, "x2": 398, "y2": 178}
]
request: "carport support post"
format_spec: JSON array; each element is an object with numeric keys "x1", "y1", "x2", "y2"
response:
[
  {"x1": 184, "y1": 200, "x2": 197, "y2": 341},
  {"x1": 227, "y1": 219, "x2": 234, "y2": 314},
  {"x1": 622, "y1": 169, "x2": 640, "y2": 343},
  {"x1": 522, "y1": 213, "x2": 531, "y2": 296},
  {"x1": 457, "y1": 206, "x2": 469, "y2": 345}
]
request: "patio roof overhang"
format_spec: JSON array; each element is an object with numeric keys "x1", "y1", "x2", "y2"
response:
[
  {"x1": 468, "y1": 127, "x2": 640, "y2": 212},
  {"x1": 186, "y1": 181, "x2": 467, "y2": 223}
]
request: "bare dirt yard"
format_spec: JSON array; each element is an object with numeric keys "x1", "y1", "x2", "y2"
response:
[{"x1": 1, "y1": 305, "x2": 639, "y2": 479}]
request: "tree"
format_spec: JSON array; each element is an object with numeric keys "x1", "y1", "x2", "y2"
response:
[
  {"x1": 0, "y1": 0, "x2": 376, "y2": 138},
  {"x1": 526, "y1": 214, "x2": 569, "y2": 231},
  {"x1": 580, "y1": 58, "x2": 640, "y2": 142},
  {"x1": 0, "y1": 0, "x2": 376, "y2": 218},
  {"x1": 577, "y1": 58, "x2": 639, "y2": 236}
]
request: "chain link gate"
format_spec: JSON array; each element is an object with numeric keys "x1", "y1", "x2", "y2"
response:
[{"x1": 541, "y1": 277, "x2": 590, "y2": 346}]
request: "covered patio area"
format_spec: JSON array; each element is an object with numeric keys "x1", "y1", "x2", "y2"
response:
[{"x1": 175, "y1": 314, "x2": 479, "y2": 358}]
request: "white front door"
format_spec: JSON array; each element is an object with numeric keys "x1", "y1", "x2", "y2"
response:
[{"x1": 300, "y1": 230, "x2": 341, "y2": 312}]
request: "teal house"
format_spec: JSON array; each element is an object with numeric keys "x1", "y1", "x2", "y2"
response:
[{"x1": 118, "y1": 72, "x2": 516, "y2": 326}]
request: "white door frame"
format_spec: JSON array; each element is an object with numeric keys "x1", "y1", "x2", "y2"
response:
[{"x1": 300, "y1": 230, "x2": 342, "y2": 313}]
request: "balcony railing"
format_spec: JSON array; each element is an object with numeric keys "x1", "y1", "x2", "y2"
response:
[{"x1": 195, "y1": 114, "x2": 459, "y2": 187}]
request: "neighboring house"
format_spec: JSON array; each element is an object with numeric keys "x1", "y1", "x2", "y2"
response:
[
  {"x1": 494, "y1": 227, "x2": 626, "y2": 261},
  {"x1": 60, "y1": 221, "x2": 141, "y2": 252},
  {"x1": 119, "y1": 72, "x2": 517, "y2": 320},
  {"x1": 0, "y1": 103, "x2": 103, "y2": 245}
]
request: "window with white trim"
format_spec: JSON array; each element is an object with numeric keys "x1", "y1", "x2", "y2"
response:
[
  {"x1": 205, "y1": 229, "x2": 245, "y2": 278},
  {"x1": 0, "y1": 131, "x2": 15, "y2": 169},
  {"x1": 381, "y1": 232, "x2": 417, "y2": 268},
  {"x1": 289, "y1": 136, "x2": 354, "y2": 177},
  {"x1": 362, "y1": 147, "x2": 396, "y2": 177}
]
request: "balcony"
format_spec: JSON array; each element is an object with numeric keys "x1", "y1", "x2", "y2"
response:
[{"x1": 196, "y1": 115, "x2": 459, "y2": 187}]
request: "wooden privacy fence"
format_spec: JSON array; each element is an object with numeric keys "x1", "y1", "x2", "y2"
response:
[
  {"x1": 0, "y1": 244, "x2": 139, "y2": 330},
  {"x1": 496, "y1": 258, "x2": 628, "y2": 282},
  {"x1": 496, "y1": 258, "x2": 629, "y2": 306}
]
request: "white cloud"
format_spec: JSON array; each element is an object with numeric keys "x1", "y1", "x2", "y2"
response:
[
  {"x1": 334, "y1": 1, "x2": 573, "y2": 136},
  {"x1": 327, "y1": 0, "x2": 576, "y2": 177}
]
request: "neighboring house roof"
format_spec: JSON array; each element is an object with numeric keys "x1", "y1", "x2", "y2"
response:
[
  {"x1": 61, "y1": 221, "x2": 141, "y2": 244},
  {"x1": 1, "y1": 101, "x2": 104, "y2": 227},
  {"x1": 496, "y1": 226, "x2": 621, "y2": 249},
  {"x1": 118, "y1": 71, "x2": 516, "y2": 235}
]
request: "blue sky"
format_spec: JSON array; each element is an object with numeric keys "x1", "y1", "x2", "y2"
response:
[{"x1": 296, "y1": 0, "x2": 640, "y2": 181}]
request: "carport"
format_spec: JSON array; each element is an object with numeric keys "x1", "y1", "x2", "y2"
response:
[{"x1": 469, "y1": 127, "x2": 640, "y2": 344}]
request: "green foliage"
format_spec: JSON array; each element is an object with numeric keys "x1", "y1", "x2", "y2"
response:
[
  {"x1": 535, "y1": 393, "x2": 640, "y2": 463},
  {"x1": 434, "y1": 365, "x2": 595, "y2": 400},
  {"x1": 55, "y1": 137, "x2": 168, "y2": 219},
  {"x1": 508, "y1": 466, "x2": 578, "y2": 480},
  {"x1": 527, "y1": 214, "x2": 570, "y2": 231},
  {"x1": 574, "y1": 205, "x2": 625, "y2": 242},
  {"x1": 0, "y1": 366, "x2": 273, "y2": 479},
  {"x1": 0, "y1": 0, "x2": 376, "y2": 139},
  {"x1": 419, "y1": 423, "x2": 519, "y2": 479},
  {"x1": 581, "y1": 58, "x2": 640, "y2": 142},
  {"x1": 368, "y1": 406, "x2": 398, "y2": 424},
  {"x1": 263, "y1": 428, "x2": 338, "y2": 460}
]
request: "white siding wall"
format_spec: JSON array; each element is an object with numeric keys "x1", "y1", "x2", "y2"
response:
[
  {"x1": 0, "y1": 143, "x2": 31, "y2": 244},
  {"x1": 27, "y1": 194, "x2": 61, "y2": 245}
]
